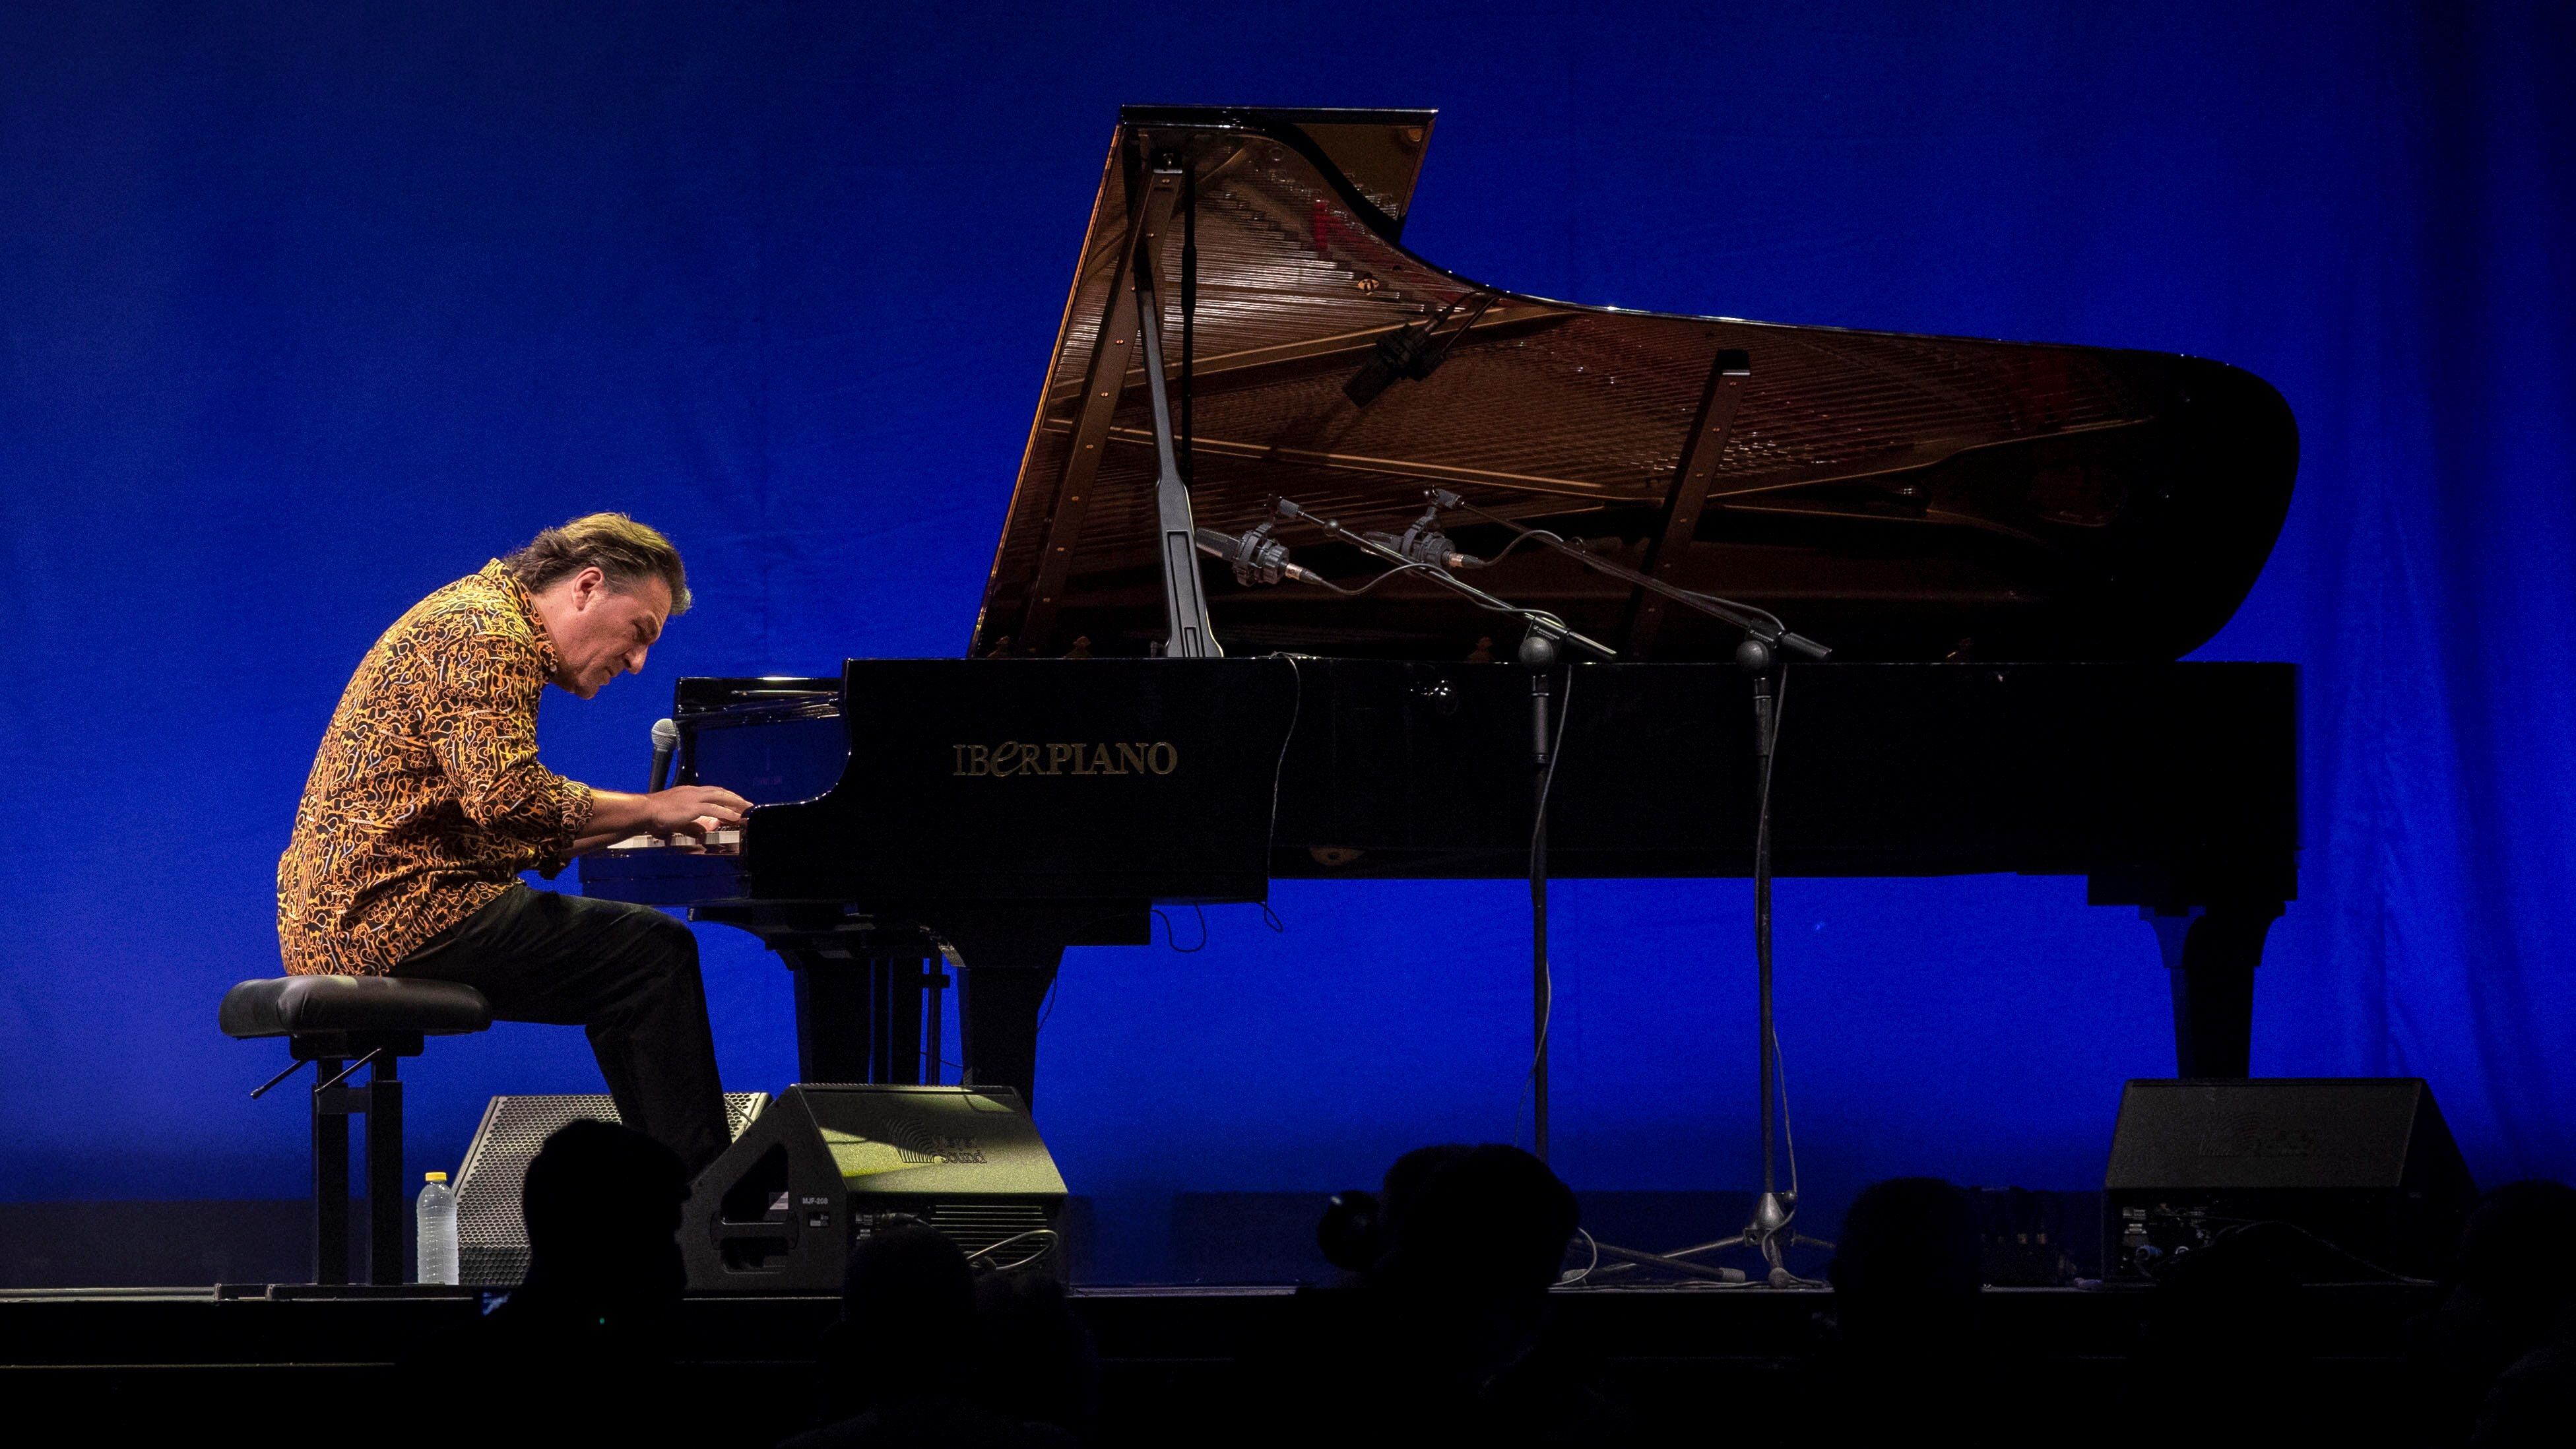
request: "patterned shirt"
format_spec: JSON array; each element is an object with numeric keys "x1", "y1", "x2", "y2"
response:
[{"x1": 277, "y1": 562, "x2": 597, "y2": 975}]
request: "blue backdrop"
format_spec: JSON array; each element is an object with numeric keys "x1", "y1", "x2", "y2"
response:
[{"x1": 3, "y1": 2, "x2": 2569, "y2": 1268}]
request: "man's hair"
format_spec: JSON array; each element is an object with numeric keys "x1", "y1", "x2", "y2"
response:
[{"x1": 501, "y1": 512, "x2": 691, "y2": 614}]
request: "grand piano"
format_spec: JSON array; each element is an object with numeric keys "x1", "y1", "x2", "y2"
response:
[{"x1": 581, "y1": 106, "x2": 2299, "y2": 1109}]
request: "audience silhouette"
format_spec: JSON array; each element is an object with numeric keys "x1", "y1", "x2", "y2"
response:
[
  {"x1": 2120, "y1": 1219, "x2": 2317, "y2": 1448},
  {"x1": 972, "y1": 1268, "x2": 1099, "y2": 1441},
  {"x1": 1252, "y1": 1143, "x2": 1626, "y2": 1448},
  {"x1": 1827, "y1": 1176, "x2": 1983, "y2": 1348},
  {"x1": 373, "y1": 1134, "x2": 2573, "y2": 1446},
  {"x1": 400, "y1": 1118, "x2": 694, "y2": 1445},
  {"x1": 1807, "y1": 1176, "x2": 1988, "y2": 1440},
  {"x1": 783, "y1": 1222, "x2": 1079, "y2": 1448},
  {"x1": 1316, "y1": 1142, "x2": 1474, "y2": 1276},
  {"x1": 2418, "y1": 1179, "x2": 2576, "y2": 1446}
]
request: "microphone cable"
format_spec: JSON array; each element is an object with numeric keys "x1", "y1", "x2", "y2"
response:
[{"x1": 1265, "y1": 654, "x2": 1306, "y2": 845}]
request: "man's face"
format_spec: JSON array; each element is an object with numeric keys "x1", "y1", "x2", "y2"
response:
[{"x1": 532, "y1": 567, "x2": 671, "y2": 699}]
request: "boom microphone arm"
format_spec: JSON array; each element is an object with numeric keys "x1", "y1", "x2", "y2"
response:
[
  {"x1": 1424, "y1": 489, "x2": 1830, "y2": 660},
  {"x1": 1271, "y1": 496, "x2": 1617, "y2": 660}
]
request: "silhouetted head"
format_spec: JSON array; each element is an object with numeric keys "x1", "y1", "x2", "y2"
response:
[
  {"x1": 975, "y1": 1271, "x2": 1098, "y2": 1436},
  {"x1": 1829, "y1": 1177, "x2": 1982, "y2": 1341},
  {"x1": 837, "y1": 1223, "x2": 977, "y2": 1395},
  {"x1": 520, "y1": 1119, "x2": 688, "y2": 1312},
  {"x1": 1318, "y1": 1143, "x2": 1481, "y2": 1275},
  {"x1": 2138, "y1": 1219, "x2": 2313, "y2": 1372},
  {"x1": 2457, "y1": 1180, "x2": 2576, "y2": 1343},
  {"x1": 1380, "y1": 1143, "x2": 1476, "y2": 1226},
  {"x1": 1383, "y1": 1143, "x2": 1579, "y2": 1302}
]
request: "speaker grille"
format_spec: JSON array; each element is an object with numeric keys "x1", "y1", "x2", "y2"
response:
[
  {"x1": 849, "y1": 1202, "x2": 1056, "y2": 1264},
  {"x1": 922, "y1": 1201, "x2": 1057, "y2": 1268},
  {"x1": 455, "y1": 1093, "x2": 765, "y2": 1287}
]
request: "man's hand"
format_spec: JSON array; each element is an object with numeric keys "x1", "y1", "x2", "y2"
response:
[
  {"x1": 586, "y1": 785, "x2": 754, "y2": 842},
  {"x1": 643, "y1": 785, "x2": 752, "y2": 836}
]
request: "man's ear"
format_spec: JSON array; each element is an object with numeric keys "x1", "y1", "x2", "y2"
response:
[{"x1": 573, "y1": 565, "x2": 608, "y2": 608}]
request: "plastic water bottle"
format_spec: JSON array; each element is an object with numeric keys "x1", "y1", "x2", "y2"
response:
[{"x1": 416, "y1": 1171, "x2": 459, "y2": 1285}]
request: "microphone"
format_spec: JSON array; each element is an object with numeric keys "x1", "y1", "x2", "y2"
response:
[
  {"x1": 1341, "y1": 321, "x2": 1438, "y2": 407},
  {"x1": 1194, "y1": 523, "x2": 1322, "y2": 587},
  {"x1": 1339, "y1": 292, "x2": 1498, "y2": 407},
  {"x1": 1365, "y1": 501, "x2": 1483, "y2": 571},
  {"x1": 649, "y1": 718, "x2": 679, "y2": 792}
]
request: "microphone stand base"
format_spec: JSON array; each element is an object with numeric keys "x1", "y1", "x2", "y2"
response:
[{"x1": 1572, "y1": 1192, "x2": 1833, "y2": 1290}]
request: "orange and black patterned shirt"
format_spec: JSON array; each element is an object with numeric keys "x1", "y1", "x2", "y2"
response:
[{"x1": 277, "y1": 562, "x2": 597, "y2": 975}]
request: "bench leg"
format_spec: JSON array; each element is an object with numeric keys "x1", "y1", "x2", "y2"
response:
[
  {"x1": 367, "y1": 1060, "x2": 404, "y2": 1285},
  {"x1": 312, "y1": 1058, "x2": 349, "y2": 1285}
]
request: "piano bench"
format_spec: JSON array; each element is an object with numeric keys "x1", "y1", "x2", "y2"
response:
[{"x1": 220, "y1": 975, "x2": 493, "y2": 1287}]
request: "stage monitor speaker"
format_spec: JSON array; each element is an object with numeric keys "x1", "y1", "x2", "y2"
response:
[
  {"x1": 454, "y1": 1091, "x2": 769, "y2": 1287},
  {"x1": 2103, "y1": 1077, "x2": 2476, "y2": 1282},
  {"x1": 684, "y1": 1083, "x2": 1066, "y2": 1293}
]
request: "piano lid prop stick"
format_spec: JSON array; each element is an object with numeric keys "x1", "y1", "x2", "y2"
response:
[{"x1": 1132, "y1": 160, "x2": 1221, "y2": 660}]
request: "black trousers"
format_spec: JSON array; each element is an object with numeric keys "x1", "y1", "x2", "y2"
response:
[{"x1": 395, "y1": 884, "x2": 731, "y2": 1175}]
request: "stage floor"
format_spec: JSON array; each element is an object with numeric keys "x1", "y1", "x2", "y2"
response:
[{"x1": 3, "y1": 1280, "x2": 2435, "y2": 1444}]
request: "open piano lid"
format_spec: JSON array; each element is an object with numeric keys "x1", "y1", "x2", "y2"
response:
[{"x1": 973, "y1": 106, "x2": 2297, "y2": 664}]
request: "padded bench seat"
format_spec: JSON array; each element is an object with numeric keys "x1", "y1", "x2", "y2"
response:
[{"x1": 221, "y1": 975, "x2": 492, "y2": 1040}]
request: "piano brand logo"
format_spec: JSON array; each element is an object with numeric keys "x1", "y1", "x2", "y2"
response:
[{"x1": 953, "y1": 741, "x2": 1178, "y2": 779}]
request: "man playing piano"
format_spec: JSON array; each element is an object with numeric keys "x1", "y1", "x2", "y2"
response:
[{"x1": 276, "y1": 513, "x2": 752, "y2": 1173}]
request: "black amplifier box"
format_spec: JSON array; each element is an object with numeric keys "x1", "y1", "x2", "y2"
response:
[
  {"x1": 685, "y1": 1083, "x2": 1068, "y2": 1293},
  {"x1": 2103, "y1": 1077, "x2": 2476, "y2": 1282}
]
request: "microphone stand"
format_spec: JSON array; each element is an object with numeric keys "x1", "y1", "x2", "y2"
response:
[
  {"x1": 1423, "y1": 491, "x2": 1835, "y2": 1288},
  {"x1": 1268, "y1": 495, "x2": 1610, "y2": 1172},
  {"x1": 1652, "y1": 633, "x2": 1837, "y2": 1286},
  {"x1": 1522, "y1": 628, "x2": 1557, "y2": 1162}
]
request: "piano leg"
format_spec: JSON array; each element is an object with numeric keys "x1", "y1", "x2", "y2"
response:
[
  {"x1": 877, "y1": 957, "x2": 926, "y2": 1086},
  {"x1": 767, "y1": 922, "x2": 942, "y2": 1083},
  {"x1": 789, "y1": 953, "x2": 878, "y2": 1085},
  {"x1": 942, "y1": 917, "x2": 1078, "y2": 1107},
  {"x1": 957, "y1": 965, "x2": 1059, "y2": 1106},
  {"x1": 2144, "y1": 903, "x2": 2283, "y2": 1078}
]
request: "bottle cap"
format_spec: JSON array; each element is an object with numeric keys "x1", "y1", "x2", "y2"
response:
[{"x1": 424, "y1": 1171, "x2": 448, "y2": 1182}]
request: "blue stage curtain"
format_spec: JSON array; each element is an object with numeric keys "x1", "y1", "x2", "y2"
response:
[{"x1": 0, "y1": 1, "x2": 2566, "y2": 1217}]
